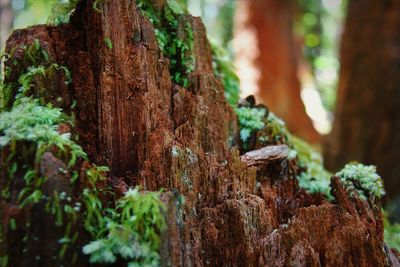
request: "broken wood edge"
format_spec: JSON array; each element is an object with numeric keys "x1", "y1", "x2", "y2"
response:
[{"x1": 240, "y1": 145, "x2": 289, "y2": 167}]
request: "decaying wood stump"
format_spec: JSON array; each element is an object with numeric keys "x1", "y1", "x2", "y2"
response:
[{"x1": 0, "y1": 0, "x2": 398, "y2": 266}]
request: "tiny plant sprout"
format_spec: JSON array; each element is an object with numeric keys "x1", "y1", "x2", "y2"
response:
[{"x1": 104, "y1": 38, "x2": 113, "y2": 49}]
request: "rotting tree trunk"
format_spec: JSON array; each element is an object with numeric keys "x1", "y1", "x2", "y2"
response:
[
  {"x1": 324, "y1": 0, "x2": 400, "y2": 215},
  {"x1": 235, "y1": 0, "x2": 320, "y2": 144},
  {"x1": 0, "y1": 0, "x2": 398, "y2": 266}
]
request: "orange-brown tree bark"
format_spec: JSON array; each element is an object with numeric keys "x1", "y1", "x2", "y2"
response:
[
  {"x1": 325, "y1": 0, "x2": 400, "y2": 213},
  {"x1": 235, "y1": 0, "x2": 320, "y2": 144}
]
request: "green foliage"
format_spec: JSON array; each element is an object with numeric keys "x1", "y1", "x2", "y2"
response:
[
  {"x1": 1, "y1": 39, "x2": 52, "y2": 109},
  {"x1": 0, "y1": 96, "x2": 86, "y2": 237},
  {"x1": 383, "y1": 211, "x2": 400, "y2": 251},
  {"x1": 47, "y1": 0, "x2": 80, "y2": 26},
  {"x1": 82, "y1": 187, "x2": 166, "y2": 266},
  {"x1": 0, "y1": 41, "x2": 87, "y2": 260},
  {"x1": 258, "y1": 112, "x2": 332, "y2": 197},
  {"x1": 260, "y1": 112, "x2": 290, "y2": 144},
  {"x1": 93, "y1": 0, "x2": 104, "y2": 13},
  {"x1": 0, "y1": 30, "x2": 103, "y2": 264},
  {"x1": 235, "y1": 106, "x2": 266, "y2": 143},
  {"x1": 104, "y1": 38, "x2": 113, "y2": 50},
  {"x1": 15, "y1": 63, "x2": 71, "y2": 105},
  {"x1": 86, "y1": 165, "x2": 109, "y2": 186},
  {"x1": 0, "y1": 96, "x2": 86, "y2": 260},
  {"x1": 0, "y1": 255, "x2": 7, "y2": 267},
  {"x1": 137, "y1": 0, "x2": 194, "y2": 88},
  {"x1": 167, "y1": 0, "x2": 187, "y2": 14},
  {"x1": 292, "y1": 136, "x2": 332, "y2": 198},
  {"x1": 0, "y1": 41, "x2": 79, "y2": 214},
  {"x1": 211, "y1": 43, "x2": 240, "y2": 106},
  {"x1": 0, "y1": 97, "x2": 85, "y2": 167},
  {"x1": 335, "y1": 163, "x2": 385, "y2": 200}
]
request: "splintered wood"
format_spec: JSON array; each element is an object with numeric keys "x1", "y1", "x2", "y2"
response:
[{"x1": 240, "y1": 145, "x2": 289, "y2": 167}]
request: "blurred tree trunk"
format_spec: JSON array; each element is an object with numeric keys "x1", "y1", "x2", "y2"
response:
[
  {"x1": 325, "y1": 0, "x2": 400, "y2": 214},
  {"x1": 0, "y1": 0, "x2": 13, "y2": 51},
  {"x1": 235, "y1": 0, "x2": 320, "y2": 144}
]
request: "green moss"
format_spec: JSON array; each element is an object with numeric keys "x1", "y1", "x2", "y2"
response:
[
  {"x1": 0, "y1": 96, "x2": 87, "y2": 262},
  {"x1": 291, "y1": 136, "x2": 332, "y2": 198},
  {"x1": 235, "y1": 106, "x2": 266, "y2": 144},
  {"x1": 45, "y1": 191, "x2": 81, "y2": 260},
  {"x1": 0, "y1": 49, "x2": 82, "y2": 256},
  {"x1": 257, "y1": 112, "x2": 332, "y2": 198},
  {"x1": 137, "y1": 0, "x2": 194, "y2": 88},
  {"x1": 0, "y1": 97, "x2": 85, "y2": 167},
  {"x1": 47, "y1": 0, "x2": 80, "y2": 26},
  {"x1": 211, "y1": 43, "x2": 240, "y2": 107},
  {"x1": 383, "y1": 211, "x2": 400, "y2": 251},
  {"x1": 0, "y1": 52, "x2": 8, "y2": 110},
  {"x1": 16, "y1": 63, "x2": 71, "y2": 103},
  {"x1": 260, "y1": 112, "x2": 290, "y2": 144},
  {"x1": 1, "y1": 16, "x2": 168, "y2": 265},
  {"x1": 335, "y1": 163, "x2": 385, "y2": 200},
  {"x1": 82, "y1": 187, "x2": 166, "y2": 266},
  {"x1": 0, "y1": 87, "x2": 165, "y2": 265},
  {"x1": 171, "y1": 145, "x2": 183, "y2": 158},
  {"x1": 0, "y1": 40, "x2": 87, "y2": 262},
  {"x1": 1, "y1": 39, "x2": 53, "y2": 110},
  {"x1": 104, "y1": 38, "x2": 113, "y2": 50}
]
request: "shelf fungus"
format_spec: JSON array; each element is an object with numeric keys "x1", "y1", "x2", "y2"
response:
[{"x1": 240, "y1": 145, "x2": 289, "y2": 167}]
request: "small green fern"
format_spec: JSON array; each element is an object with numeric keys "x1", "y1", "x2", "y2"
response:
[
  {"x1": 82, "y1": 187, "x2": 166, "y2": 266},
  {"x1": 137, "y1": 0, "x2": 194, "y2": 88}
]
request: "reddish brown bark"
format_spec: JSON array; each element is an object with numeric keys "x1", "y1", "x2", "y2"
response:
[
  {"x1": 0, "y1": 0, "x2": 397, "y2": 266},
  {"x1": 236, "y1": 0, "x2": 320, "y2": 144},
  {"x1": 324, "y1": 0, "x2": 400, "y2": 211}
]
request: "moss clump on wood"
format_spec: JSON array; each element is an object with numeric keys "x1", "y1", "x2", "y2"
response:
[
  {"x1": 47, "y1": 0, "x2": 80, "y2": 26},
  {"x1": 211, "y1": 44, "x2": 240, "y2": 107},
  {"x1": 0, "y1": 97, "x2": 86, "y2": 263},
  {"x1": 0, "y1": 36, "x2": 167, "y2": 266},
  {"x1": 82, "y1": 186, "x2": 166, "y2": 266},
  {"x1": 335, "y1": 162, "x2": 385, "y2": 200},
  {"x1": 1, "y1": 39, "x2": 51, "y2": 110},
  {"x1": 235, "y1": 106, "x2": 266, "y2": 145},
  {"x1": 0, "y1": 97, "x2": 85, "y2": 166},
  {"x1": 255, "y1": 111, "x2": 332, "y2": 197},
  {"x1": 137, "y1": 0, "x2": 194, "y2": 88}
]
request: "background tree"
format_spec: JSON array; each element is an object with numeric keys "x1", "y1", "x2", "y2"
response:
[
  {"x1": 0, "y1": 0, "x2": 13, "y2": 51},
  {"x1": 324, "y1": 0, "x2": 400, "y2": 218},
  {"x1": 235, "y1": 0, "x2": 321, "y2": 144}
]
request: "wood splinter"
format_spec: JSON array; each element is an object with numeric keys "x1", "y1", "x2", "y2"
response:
[{"x1": 240, "y1": 145, "x2": 289, "y2": 167}]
